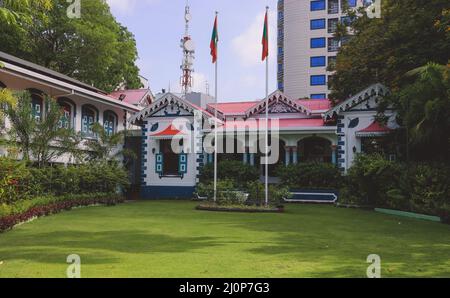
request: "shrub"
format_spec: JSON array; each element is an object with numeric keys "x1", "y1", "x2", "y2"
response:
[
  {"x1": 0, "y1": 158, "x2": 130, "y2": 202},
  {"x1": 276, "y1": 162, "x2": 342, "y2": 190},
  {"x1": 0, "y1": 193, "x2": 125, "y2": 233},
  {"x1": 247, "y1": 181, "x2": 291, "y2": 207},
  {"x1": 0, "y1": 157, "x2": 30, "y2": 204},
  {"x1": 199, "y1": 161, "x2": 259, "y2": 188},
  {"x1": 344, "y1": 154, "x2": 404, "y2": 206}
]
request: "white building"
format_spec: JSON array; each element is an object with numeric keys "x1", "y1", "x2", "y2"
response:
[
  {"x1": 278, "y1": 0, "x2": 363, "y2": 99},
  {"x1": 131, "y1": 83, "x2": 398, "y2": 200},
  {"x1": 0, "y1": 51, "x2": 145, "y2": 163}
]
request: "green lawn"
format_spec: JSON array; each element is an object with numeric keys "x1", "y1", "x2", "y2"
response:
[{"x1": 0, "y1": 201, "x2": 449, "y2": 278}]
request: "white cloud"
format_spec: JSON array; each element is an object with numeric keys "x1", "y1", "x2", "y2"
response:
[
  {"x1": 192, "y1": 72, "x2": 208, "y2": 94},
  {"x1": 106, "y1": 0, "x2": 159, "y2": 15},
  {"x1": 231, "y1": 11, "x2": 277, "y2": 68}
]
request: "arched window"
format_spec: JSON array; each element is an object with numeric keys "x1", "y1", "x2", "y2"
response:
[
  {"x1": 81, "y1": 105, "x2": 98, "y2": 137},
  {"x1": 57, "y1": 98, "x2": 76, "y2": 129},
  {"x1": 28, "y1": 89, "x2": 44, "y2": 122},
  {"x1": 103, "y1": 110, "x2": 118, "y2": 136}
]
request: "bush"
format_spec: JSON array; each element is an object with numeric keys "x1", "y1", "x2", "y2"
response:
[
  {"x1": 0, "y1": 193, "x2": 125, "y2": 233},
  {"x1": 0, "y1": 157, "x2": 30, "y2": 204},
  {"x1": 341, "y1": 154, "x2": 450, "y2": 219},
  {"x1": 0, "y1": 158, "x2": 130, "y2": 203},
  {"x1": 247, "y1": 181, "x2": 291, "y2": 207},
  {"x1": 276, "y1": 162, "x2": 342, "y2": 190},
  {"x1": 343, "y1": 154, "x2": 404, "y2": 207},
  {"x1": 199, "y1": 161, "x2": 259, "y2": 188}
]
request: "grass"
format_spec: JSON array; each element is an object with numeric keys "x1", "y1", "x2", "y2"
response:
[{"x1": 0, "y1": 200, "x2": 449, "y2": 278}]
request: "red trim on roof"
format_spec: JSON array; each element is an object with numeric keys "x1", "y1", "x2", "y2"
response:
[
  {"x1": 358, "y1": 121, "x2": 392, "y2": 134},
  {"x1": 223, "y1": 118, "x2": 326, "y2": 129},
  {"x1": 109, "y1": 89, "x2": 151, "y2": 105},
  {"x1": 151, "y1": 125, "x2": 185, "y2": 137},
  {"x1": 296, "y1": 99, "x2": 331, "y2": 111},
  {"x1": 208, "y1": 101, "x2": 259, "y2": 115}
]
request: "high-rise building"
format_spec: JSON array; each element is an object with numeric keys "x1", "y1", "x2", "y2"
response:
[{"x1": 277, "y1": 0, "x2": 361, "y2": 99}]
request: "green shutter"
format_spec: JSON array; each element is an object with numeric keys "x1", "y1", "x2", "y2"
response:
[
  {"x1": 156, "y1": 153, "x2": 164, "y2": 174},
  {"x1": 179, "y1": 154, "x2": 188, "y2": 175}
]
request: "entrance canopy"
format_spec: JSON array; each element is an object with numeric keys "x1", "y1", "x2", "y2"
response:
[{"x1": 356, "y1": 121, "x2": 393, "y2": 138}]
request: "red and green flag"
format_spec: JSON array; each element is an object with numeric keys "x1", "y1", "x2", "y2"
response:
[
  {"x1": 261, "y1": 11, "x2": 269, "y2": 61},
  {"x1": 210, "y1": 15, "x2": 219, "y2": 63}
]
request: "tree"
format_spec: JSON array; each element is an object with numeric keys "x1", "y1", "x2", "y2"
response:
[
  {"x1": 390, "y1": 63, "x2": 450, "y2": 162},
  {"x1": 84, "y1": 123, "x2": 135, "y2": 163},
  {"x1": 329, "y1": 0, "x2": 450, "y2": 103},
  {"x1": 0, "y1": 0, "x2": 142, "y2": 92},
  {"x1": 0, "y1": 0, "x2": 51, "y2": 26},
  {"x1": 1, "y1": 91, "x2": 83, "y2": 166}
]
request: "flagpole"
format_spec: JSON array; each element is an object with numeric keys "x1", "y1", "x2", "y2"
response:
[
  {"x1": 213, "y1": 11, "x2": 219, "y2": 204},
  {"x1": 264, "y1": 6, "x2": 269, "y2": 207}
]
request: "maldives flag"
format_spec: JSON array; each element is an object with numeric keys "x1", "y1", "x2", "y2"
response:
[
  {"x1": 210, "y1": 15, "x2": 218, "y2": 63},
  {"x1": 261, "y1": 11, "x2": 269, "y2": 61}
]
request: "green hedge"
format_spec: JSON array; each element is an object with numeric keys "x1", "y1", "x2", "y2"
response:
[
  {"x1": 341, "y1": 154, "x2": 450, "y2": 220},
  {"x1": 199, "y1": 160, "x2": 259, "y2": 188},
  {"x1": 276, "y1": 162, "x2": 342, "y2": 190},
  {"x1": 0, "y1": 157, "x2": 130, "y2": 204}
]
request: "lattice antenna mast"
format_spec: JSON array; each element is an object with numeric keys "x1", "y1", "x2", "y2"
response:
[{"x1": 180, "y1": 1, "x2": 195, "y2": 96}]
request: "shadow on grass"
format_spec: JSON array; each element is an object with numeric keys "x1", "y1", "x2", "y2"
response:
[{"x1": 0, "y1": 230, "x2": 220, "y2": 265}]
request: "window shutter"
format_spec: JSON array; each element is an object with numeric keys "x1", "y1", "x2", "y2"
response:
[
  {"x1": 179, "y1": 154, "x2": 188, "y2": 175},
  {"x1": 156, "y1": 153, "x2": 164, "y2": 174}
]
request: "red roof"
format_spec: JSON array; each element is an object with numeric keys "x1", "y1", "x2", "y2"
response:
[
  {"x1": 297, "y1": 99, "x2": 331, "y2": 111},
  {"x1": 208, "y1": 101, "x2": 259, "y2": 115},
  {"x1": 151, "y1": 125, "x2": 186, "y2": 137},
  {"x1": 223, "y1": 118, "x2": 326, "y2": 130},
  {"x1": 357, "y1": 121, "x2": 392, "y2": 136},
  {"x1": 109, "y1": 89, "x2": 151, "y2": 105}
]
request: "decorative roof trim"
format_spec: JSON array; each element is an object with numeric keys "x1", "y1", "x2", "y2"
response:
[
  {"x1": 245, "y1": 90, "x2": 313, "y2": 118},
  {"x1": 129, "y1": 92, "x2": 220, "y2": 124},
  {"x1": 323, "y1": 84, "x2": 389, "y2": 120}
]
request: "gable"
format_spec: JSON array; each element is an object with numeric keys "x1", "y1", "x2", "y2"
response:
[
  {"x1": 246, "y1": 90, "x2": 311, "y2": 118},
  {"x1": 323, "y1": 84, "x2": 389, "y2": 120}
]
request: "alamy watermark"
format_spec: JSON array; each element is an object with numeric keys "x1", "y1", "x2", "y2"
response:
[
  {"x1": 66, "y1": 254, "x2": 81, "y2": 278},
  {"x1": 66, "y1": 0, "x2": 81, "y2": 19},
  {"x1": 167, "y1": 111, "x2": 281, "y2": 165},
  {"x1": 363, "y1": 0, "x2": 382, "y2": 19},
  {"x1": 366, "y1": 254, "x2": 381, "y2": 278}
]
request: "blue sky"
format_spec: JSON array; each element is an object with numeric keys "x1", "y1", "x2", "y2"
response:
[{"x1": 106, "y1": 0, "x2": 277, "y2": 102}]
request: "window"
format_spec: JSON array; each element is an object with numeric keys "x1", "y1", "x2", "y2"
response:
[
  {"x1": 278, "y1": 47, "x2": 283, "y2": 55},
  {"x1": 328, "y1": 18, "x2": 339, "y2": 33},
  {"x1": 328, "y1": 37, "x2": 339, "y2": 52},
  {"x1": 311, "y1": 37, "x2": 326, "y2": 48},
  {"x1": 328, "y1": 56, "x2": 337, "y2": 70},
  {"x1": 310, "y1": 0, "x2": 325, "y2": 11},
  {"x1": 310, "y1": 56, "x2": 326, "y2": 67},
  {"x1": 159, "y1": 139, "x2": 180, "y2": 176},
  {"x1": 278, "y1": 63, "x2": 283, "y2": 73},
  {"x1": 103, "y1": 111, "x2": 117, "y2": 136},
  {"x1": 310, "y1": 75, "x2": 326, "y2": 86},
  {"x1": 341, "y1": 16, "x2": 352, "y2": 26},
  {"x1": 311, "y1": 94, "x2": 327, "y2": 99},
  {"x1": 81, "y1": 105, "x2": 98, "y2": 138},
  {"x1": 328, "y1": 0, "x2": 339, "y2": 14},
  {"x1": 30, "y1": 93, "x2": 44, "y2": 122},
  {"x1": 310, "y1": 19, "x2": 326, "y2": 30},
  {"x1": 348, "y1": 0, "x2": 357, "y2": 7},
  {"x1": 58, "y1": 103, "x2": 72, "y2": 129},
  {"x1": 342, "y1": 0, "x2": 357, "y2": 10},
  {"x1": 328, "y1": 75, "x2": 335, "y2": 88},
  {"x1": 278, "y1": 11, "x2": 283, "y2": 20},
  {"x1": 341, "y1": 35, "x2": 352, "y2": 46},
  {"x1": 278, "y1": 81, "x2": 284, "y2": 90}
]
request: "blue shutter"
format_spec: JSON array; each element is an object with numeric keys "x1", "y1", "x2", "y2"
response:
[
  {"x1": 156, "y1": 153, "x2": 164, "y2": 174},
  {"x1": 179, "y1": 154, "x2": 188, "y2": 175}
]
